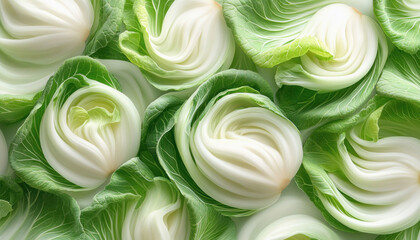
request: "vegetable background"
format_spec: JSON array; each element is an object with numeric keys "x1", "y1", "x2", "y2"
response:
[{"x1": 0, "y1": 0, "x2": 419, "y2": 239}]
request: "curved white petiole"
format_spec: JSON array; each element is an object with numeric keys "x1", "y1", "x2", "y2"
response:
[
  {"x1": 121, "y1": 181, "x2": 189, "y2": 240},
  {"x1": 0, "y1": 0, "x2": 93, "y2": 95},
  {"x1": 321, "y1": 126, "x2": 420, "y2": 234},
  {"x1": 144, "y1": 0, "x2": 235, "y2": 86}
]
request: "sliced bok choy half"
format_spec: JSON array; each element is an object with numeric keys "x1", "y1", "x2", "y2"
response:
[
  {"x1": 141, "y1": 69, "x2": 302, "y2": 216},
  {"x1": 224, "y1": 0, "x2": 388, "y2": 130},
  {"x1": 9, "y1": 57, "x2": 143, "y2": 208},
  {"x1": 119, "y1": 0, "x2": 239, "y2": 91},
  {"x1": 296, "y1": 96, "x2": 420, "y2": 234},
  {"x1": 81, "y1": 158, "x2": 236, "y2": 240},
  {"x1": 0, "y1": 0, "x2": 125, "y2": 123},
  {"x1": 0, "y1": 177, "x2": 83, "y2": 239}
]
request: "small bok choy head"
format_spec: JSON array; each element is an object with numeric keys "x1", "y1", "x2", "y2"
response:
[
  {"x1": 374, "y1": 0, "x2": 420, "y2": 54},
  {"x1": 223, "y1": 0, "x2": 388, "y2": 129},
  {"x1": 81, "y1": 158, "x2": 236, "y2": 240},
  {"x1": 0, "y1": 0, "x2": 125, "y2": 123},
  {"x1": 119, "y1": 0, "x2": 236, "y2": 91},
  {"x1": 296, "y1": 96, "x2": 420, "y2": 234},
  {"x1": 141, "y1": 69, "x2": 302, "y2": 216},
  {"x1": 0, "y1": 177, "x2": 83, "y2": 239},
  {"x1": 9, "y1": 57, "x2": 143, "y2": 208}
]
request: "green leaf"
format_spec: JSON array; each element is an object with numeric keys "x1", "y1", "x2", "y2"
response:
[
  {"x1": 223, "y1": 0, "x2": 335, "y2": 68},
  {"x1": 84, "y1": 0, "x2": 126, "y2": 56},
  {"x1": 0, "y1": 177, "x2": 83, "y2": 239},
  {"x1": 377, "y1": 49, "x2": 420, "y2": 105},
  {"x1": 139, "y1": 94, "x2": 184, "y2": 177},
  {"x1": 0, "y1": 93, "x2": 41, "y2": 124},
  {"x1": 230, "y1": 43, "x2": 258, "y2": 72},
  {"x1": 0, "y1": 200, "x2": 12, "y2": 219},
  {"x1": 374, "y1": 0, "x2": 420, "y2": 54},
  {"x1": 81, "y1": 158, "x2": 236, "y2": 240}
]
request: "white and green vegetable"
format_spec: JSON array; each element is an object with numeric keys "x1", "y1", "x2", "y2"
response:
[
  {"x1": 224, "y1": 0, "x2": 388, "y2": 129},
  {"x1": 99, "y1": 59, "x2": 162, "y2": 115},
  {"x1": 119, "y1": 0, "x2": 236, "y2": 91},
  {"x1": 10, "y1": 57, "x2": 142, "y2": 207},
  {"x1": 238, "y1": 193, "x2": 341, "y2": 240},
  {"x1": 142, "y1": 69, "x2": 302, "y2": 216},
  {"x1": 0, "y1": 0, "x2": 419, "y2": 239},
  {"x1": 0, "y1": 0, "x2": 93, "y2": 123},
  {"x1": 0, "y1": 0, "x2": 125, "y2": 123},
  {"x1": 81, "y1": 158, "x2": 236, "y2": 240},
  {"x1": 296, "y1": 97, "x2": 420, "y2": 234}
]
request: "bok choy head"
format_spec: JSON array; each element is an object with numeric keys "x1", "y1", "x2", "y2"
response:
[
  {"x1": 296, "y1": 96, "x2": 420, "y2": 234},
  {"x1": 81, "y1": 158, "x2": 236, "y2": 240},
  {"x1": 9, "y1": 57, "x2": 143, "y2": 208},
  {"x1": 119, "y1": 0, "x2": 236, "y2": 91},
  {"x1": 224, "y1": 0, "x2": 389, "y2": 130},
  {"x1": 142, "y1": 69, "x2": 302, "y2": 216}
]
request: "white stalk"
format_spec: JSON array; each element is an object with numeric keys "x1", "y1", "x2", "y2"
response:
[
  {"x1": 0, "y1": 0, "x2": 93, "y2": 95},
  {"x1": 321, "y1": 126, "x2": 420, "y2": 234},
  {"x1": 121, "y1": 181, "x2": 189, "y2": 240},
  {"x1": 402, "y1": 0, "x2": 420, "y2": 15},
  {"x1": 238, "y1": 189, "x2": 342, "y2": 240}
]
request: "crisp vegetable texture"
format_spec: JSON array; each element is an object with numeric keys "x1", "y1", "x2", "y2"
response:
[
  {"x1": 81, "y1": 158, "x2": 236, "y2": 240},
  {"x1": 238, "y1": 192, "x2": 342, "y2": 240},
  {"x1": 0, "y1": 0, "x2": 125, "y2": 123},
  {"x1": 10, "y1": 57, "x2": 142, "y2": 207},
  {"x1": 120, "y1": 0, "x2": 236, "y2": 91},
  {"x1": 0, "y1": 177, "x2": 83, "y2": 239},
  {"x1": 224, "y1": 0, "x2": 388, "y2": 130},
  {"x1": 374, "y1": 0, "x2": 420, "y2": 54},
  {"x1": 141, "y1": 70, "x2": 302, "y2": 216},
  {"x1": 0, "y1": 130, "x2": 7, "y2": 175},
  {"x1": 377, "y1": 49, "x2": 420, "y2": 105},
  {"x1": 1, "y1": 0, "x2": 419, "y2": 239},
  {"x1": 0, "y1": 0, "x2": 93, "y2": 123},
  {"x1": 297, "y1": 97, "x2": 420, "y2": 234}
]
